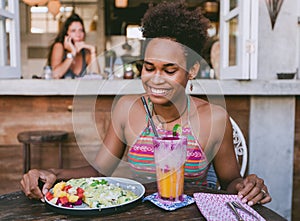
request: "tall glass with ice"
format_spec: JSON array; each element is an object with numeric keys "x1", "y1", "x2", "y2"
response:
[{"x1": 153, "y1": 136, "x2": 187, "y2": 201}]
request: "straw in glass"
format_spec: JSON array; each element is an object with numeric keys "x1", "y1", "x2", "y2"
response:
[{"x1": 141, "y1": 96, "x2": 159, "y2": 137}]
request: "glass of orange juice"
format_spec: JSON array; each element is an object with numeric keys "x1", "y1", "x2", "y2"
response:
[{"x1": 153, "y1": 136, "x2": 187, "y2": 201}]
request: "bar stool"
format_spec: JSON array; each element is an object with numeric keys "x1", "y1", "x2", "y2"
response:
[{"x1": 17, "y1": 130, "x2": 68, "y2": 174}]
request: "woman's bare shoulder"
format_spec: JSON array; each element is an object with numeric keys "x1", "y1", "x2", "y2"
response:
[
  {"x1": 112, "y1": 95, "x2": 144, "y2": 116},
  {"x1": 113, "y1": 95, "x2": 141, "y2": 107},
  {"x1": 51, "y1": 42, "x2": 65, "y2": 58},
  {"x1": 111, "y1": 95, "x2": 145, "y2": 128},
  {"x1": 191, "y1": 96, "x2": 229, "y2": 121},
  {"x1": 52, "y1": 42, "x2": 64, "y2": 50}
]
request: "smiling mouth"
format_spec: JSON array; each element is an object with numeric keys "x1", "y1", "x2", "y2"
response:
[{"x1": 150, "y1": 87, "x2": 170, "y2": 96}]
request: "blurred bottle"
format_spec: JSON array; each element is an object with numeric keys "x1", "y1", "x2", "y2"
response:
[
  {"x1": 123, "y1": 63, "x2": 134, "y2": 79},
  {"x1": 43, "y1": 66, "x2": 53, "y2": 80},
  {"x1": 113, "y1": 57, "x2": 124, "y2": 79},
  {"x1": 200, "y1": 66, "x2": 211, "y2": 79},
  {"x1": 105, "y1": 50, "x2": 116, "y2": 79}
]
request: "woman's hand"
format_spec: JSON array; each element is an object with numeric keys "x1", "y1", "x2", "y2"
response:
[
  {"x1": 236, "y1": 174, "x2": 272, "y2": 206},
  {"x1": 20, "y1": 169, "x2": 57, "y2": 201},
  {"x1": 75, "y1": 41, "x2": 96, "y2": 54},
  {"x1": 63, "y1": 35, "x2": 76, "y2": 55}
]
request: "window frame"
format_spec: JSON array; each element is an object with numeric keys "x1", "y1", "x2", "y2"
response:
[
  {"x1": 219, "y1": 0, "x2": 258, "y2": 79},
  {"x1": 0, "y1": 0, "x2": 21, "y2": 79}
]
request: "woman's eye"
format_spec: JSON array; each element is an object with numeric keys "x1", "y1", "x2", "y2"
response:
[
  {"x1": 144, "y1": 65, "x2": 155, "y2": 72},
  {"x1": 165, "y1": 69, "x2": 176, "y2": 74},
  {"x1": 146, "y1": 68, "x2": 154, "y2": 72}
]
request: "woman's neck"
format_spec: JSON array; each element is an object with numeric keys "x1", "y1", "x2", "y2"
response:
[{"x1": 152, "y1": 96, "x2": 188, "y2": 125}]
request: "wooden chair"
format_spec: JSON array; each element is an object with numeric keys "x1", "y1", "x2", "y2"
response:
[
  {"x1": 17, "y1": 130, "x2": 68, "y2": 174},
  {"x1": 206, "y1": 117, "x2": 248, "y2": 189}
]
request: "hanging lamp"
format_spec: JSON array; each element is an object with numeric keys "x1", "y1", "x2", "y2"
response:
[
  {"x1": 115, "y1": 0, "x2": 128, "y2": 8},
  {"x1": 47, "y1": 0, "x2": 61, "y2": 18},
  {"x1": 22, "y1": 0, "x2": 48, "y2": 7}
]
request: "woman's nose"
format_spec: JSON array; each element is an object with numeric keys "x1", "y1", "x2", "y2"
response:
[
  {"x1": 151, "y1": 72, "x2": 165, "y2": 84},
  {"x1": 75, "y1": 31, "x2": 83, "y2": 38}
]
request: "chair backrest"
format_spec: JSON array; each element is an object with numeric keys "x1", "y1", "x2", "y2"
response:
[
  {"x1": 206, "y1": 117, "x2": 248, "y2": 189},
  {"x1": 230, "y1": 117, "x2": 248, "y2": 177}
]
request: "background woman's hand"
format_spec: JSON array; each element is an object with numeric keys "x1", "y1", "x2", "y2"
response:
[
  {"x1": 74, "y1": 41, "x2": 96, "y2": 54},
  {"x1": 236, "y1": 174, "x2": 272, "y2": 206},
  {"x1": 20, "y1": 169, "x2": 57, "y2": 201},
  {"x1": 63, "y1": 35, "x2": 76, "y2": 55}
]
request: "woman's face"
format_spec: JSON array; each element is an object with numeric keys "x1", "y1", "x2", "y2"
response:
[
  {"x1": 141, "y1": 38, "x2": 189, "y2": 105},
  {"x1": 67, "y1": 21, "x2": 85, "y2": 42}
]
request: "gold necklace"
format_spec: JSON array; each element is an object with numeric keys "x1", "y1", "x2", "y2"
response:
[{"x1": 153, "y1": 102, "x2": 188, "y2": 124}]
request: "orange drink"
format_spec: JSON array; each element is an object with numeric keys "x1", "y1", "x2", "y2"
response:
[{"x1": 153, "y1": 136, "x2": 187, "y2": 201}]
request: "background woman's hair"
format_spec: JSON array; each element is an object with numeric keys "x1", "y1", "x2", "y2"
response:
[
  {"x1": 47, "y1": 13, "x2": 85, "y2": 65},
  {"x1": 141, "y1": 0, "x2": 210, "y2": 69}
]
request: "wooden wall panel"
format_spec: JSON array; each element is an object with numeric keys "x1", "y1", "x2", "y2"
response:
[
  {"x1": 293, "y1": 96, "x2": 300, "y2": 221},
  {"x1": 0, "y1": 145, "x2": 23, "y2": 194},
  {"x1": 0, "y1": 96, "x2": 114, "y2": 145},
  {"x1": 0, "y1": 95, "x2": 114, "y2": 195},
  {"x1": 0, "y1": 95, "x2": 251, "y2": 195}
]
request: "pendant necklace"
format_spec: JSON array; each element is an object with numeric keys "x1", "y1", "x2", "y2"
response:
[{"x1": 153, "y1": 100, "x2": 188, "y2": 126}]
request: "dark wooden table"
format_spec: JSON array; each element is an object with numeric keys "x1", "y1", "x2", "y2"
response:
[{"x1": 0, "y1": 182, "x2": 286, "y2": 221}]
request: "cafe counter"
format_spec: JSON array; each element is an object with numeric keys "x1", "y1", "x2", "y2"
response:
[{"x1": 1, "y1": 78, "x2": 300, "y2": 95}]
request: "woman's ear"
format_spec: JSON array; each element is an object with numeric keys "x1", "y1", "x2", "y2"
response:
[{"x1": 188, "y1": 62, "x2": 200, "y2": 80}]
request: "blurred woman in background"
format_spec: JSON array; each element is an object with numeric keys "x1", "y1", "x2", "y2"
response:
[{"x1": 47, "y1": 13, "x2": 100, "y2": 79}]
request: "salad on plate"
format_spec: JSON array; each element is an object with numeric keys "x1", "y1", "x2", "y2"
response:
[{"x1": 45, "y1": 177, "x2": 141, "y2": 209}]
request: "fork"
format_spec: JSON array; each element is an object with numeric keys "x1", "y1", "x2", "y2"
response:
[
  {"x1": 231, "y1": 201, "x2": 259, "y2": 220},
  {"x1": 226, "y1": 202, "x2": 244, "y2": 221}
]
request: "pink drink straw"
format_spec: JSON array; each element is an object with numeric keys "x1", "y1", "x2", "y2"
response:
[{"x1": 141, "y1": 96, "x2": 159, "y2": 137}]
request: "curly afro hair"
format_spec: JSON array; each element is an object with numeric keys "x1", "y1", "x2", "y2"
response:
[{"x1": 141, "y1": 0, "x2": 210, "y2": 56}]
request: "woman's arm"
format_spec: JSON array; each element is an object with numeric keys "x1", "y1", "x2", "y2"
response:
[
  {"x1": 21, "y1": 95, "x2": 130, "y2": 200},
  {"x1": 86, "y1": 51, "x2": 100, "y2": 74},
  {"x1": 75, "y1": 42, "x2": 100, "y2": 74},
  {"x1": 20, "y1": 125, "x2": 125, "y2": 201},
  {"x1": 93, "y1": 122, "x2": 127, "y2": 176},
  {"x1": 50, "y1": 42, "x2": 75, "y2": 79},
  {"x1": 21, "y1": 125, "x2": 126, "y2": 200},
  {"x1": 211, "y1": 109, "x2": 242, "y2": 191},
  {"x1": 212, "y1": 108, "x2": 271, "y2": 205},
  {"x1": 93, "y1": 96, "x2": 129, "y2": 176}
]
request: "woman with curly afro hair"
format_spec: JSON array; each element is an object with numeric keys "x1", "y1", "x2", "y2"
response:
[{"x1": 21, "y1": 1, "x2": 271, "y2": 207}]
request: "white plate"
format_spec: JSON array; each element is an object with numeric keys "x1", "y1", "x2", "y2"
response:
[{"x1": 44, "y1": 177, "x2": 145, "y2": 215}]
